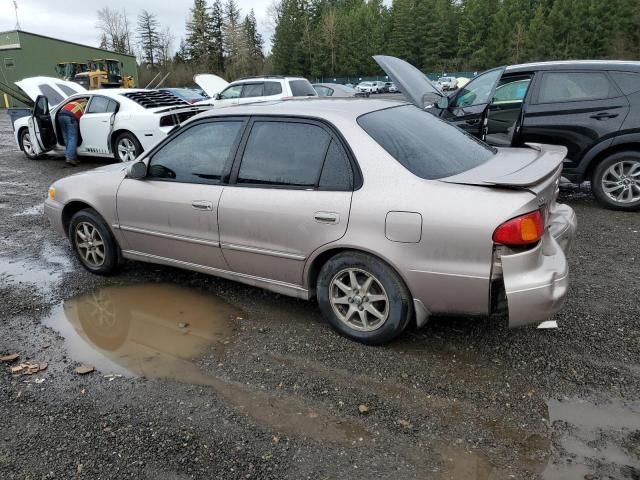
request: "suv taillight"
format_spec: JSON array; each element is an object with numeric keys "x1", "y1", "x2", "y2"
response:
[{"x1": 492, "y1": 210, "x2": 545, "y2": 246}]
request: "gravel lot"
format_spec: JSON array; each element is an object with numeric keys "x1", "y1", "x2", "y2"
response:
[{"x1": 0, "y1": 110, "x2": 638, "y2": 479}]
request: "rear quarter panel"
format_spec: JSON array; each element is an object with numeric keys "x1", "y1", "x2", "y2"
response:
[{"x1": 306, "y1": 120, "x2": 537, "y2": 315}]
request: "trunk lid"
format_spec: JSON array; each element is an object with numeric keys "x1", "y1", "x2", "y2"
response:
[
  {"x1": 373, "y1": 55, "x2": 444, "y2": 109},
  {"x1": 14, "y1": 76, "x2": 87, "y2": 107},
  {"x1": 440, "y1": 143, "x2": 565, "y2": 195}
]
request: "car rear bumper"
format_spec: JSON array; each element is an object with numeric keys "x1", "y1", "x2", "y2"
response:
[
  {"x1": 501, "y1": 202, "x2": 577, "y2": 328},
  {"x1": 44, "y1": 198, "x2": 66, "y2": 237}
]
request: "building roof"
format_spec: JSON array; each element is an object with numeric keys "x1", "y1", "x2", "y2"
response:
[{"x1": 0, "y1": 30, "x2": 136, "y2": 57}]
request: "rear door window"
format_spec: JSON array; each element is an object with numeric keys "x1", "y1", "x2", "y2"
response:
[
  {"x1": 288, "y1": 80, "x2": 317, "y2": 97},
  {"x1": 263, "y1": 82, "x2": 282, "y2": 96},
  {"x1": 237, "y1": 121, "x2": 331, "y2": 187},
  {"x1": 87, "y1": 96, "x2": 117, "y2": 113},
  {"x1": 358, "y1": 105, "x2": 495, "y2": 180},
  {"x1": 241, "y1": 83, "x2": 264, "y2": 98},
  {"x1": 537, "y1": 72, "x2": 618, "y2": 103}
]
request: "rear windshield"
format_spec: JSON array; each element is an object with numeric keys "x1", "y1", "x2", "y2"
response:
[
  {"x1": 358, "y1": 105, "x2": 495, "y2": 180},
  {"x1": 289, "y1": 79, "x2": 317, "y2": 97}
]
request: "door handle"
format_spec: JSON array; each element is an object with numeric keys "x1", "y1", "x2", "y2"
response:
[
  {"x1": 590, "y1": 112, "x2": 618, "y2": 120},
  {"x1": 191, "y1": 200, "x2": 213, "y2": 211},
  {"x1": 314, "y1": 212, "x2": 339, "y2": 224}
]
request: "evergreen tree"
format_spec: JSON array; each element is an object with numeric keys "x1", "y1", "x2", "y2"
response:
[
  {"x1": 241, "y1": 9, "x2": 265, "y2": 76},
  {"x1": 210, "y1": 0, "x2": 226, "y2": 73},
  {"x1": 185, "y1": 0, "x2": 214, "y2": 67},
  {"x1": 137, "y1": 10, "x2": 160, "y2": 68}
]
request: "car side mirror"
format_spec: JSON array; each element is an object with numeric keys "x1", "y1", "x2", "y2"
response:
[
  {"x1": 436, "y1": 95, "x2": 449, "y2": 109},
  {"x1": 126, "y1": 161, "x2": 147, "y2": 179},
  {"x1": 215, "y1": 93, "x2": 222, "y2": 100}
]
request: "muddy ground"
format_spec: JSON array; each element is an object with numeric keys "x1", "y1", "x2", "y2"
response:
[{"x1": 0, "y1": 111, "x2": 638, "y2": 480}]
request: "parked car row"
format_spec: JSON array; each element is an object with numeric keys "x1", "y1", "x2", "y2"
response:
[{"x1": 354, "y1": 81, "x2": 399, "y2": 94}]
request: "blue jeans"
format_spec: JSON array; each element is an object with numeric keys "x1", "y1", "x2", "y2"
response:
[{"x1": 59, "y1": 113, "x2": 79, "y2": 161}]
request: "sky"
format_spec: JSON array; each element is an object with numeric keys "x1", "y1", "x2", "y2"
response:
[{"x1": 0, "y1": 0, "x2": 275, "y2": 54}]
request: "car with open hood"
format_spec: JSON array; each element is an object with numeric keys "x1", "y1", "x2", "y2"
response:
[
  {"x1": 43, "y1": 96, "x2": 576, "y2": 345},
  {"x1": 8, "y1": 76, "x2": 210, "y2": 162},
  {"x1": 194, "y1": 74, "x2": 317, "y2": 108},
  {"x1": 375, "y1": 55, "x2": 640, "y2": 210}
]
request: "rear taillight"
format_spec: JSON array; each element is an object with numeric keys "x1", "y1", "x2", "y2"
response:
[{"x1": 492, "y1": 210, "x2": 545, "y2": 246}]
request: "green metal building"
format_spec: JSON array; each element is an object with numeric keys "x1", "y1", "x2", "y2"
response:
[{"x1": 0, "y1": 30, "x2": 138, "y2": 107}]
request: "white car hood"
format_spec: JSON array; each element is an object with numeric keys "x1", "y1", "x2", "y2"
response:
[
  {"x1": 15, "y1": 76, "x2": 87, "y2": 107},
  {"x1": 193, "y1": 74, "x2": 229, "y2": 98}
]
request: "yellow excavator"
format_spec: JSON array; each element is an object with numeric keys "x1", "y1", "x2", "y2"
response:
[
  {"x1": 71, "y1": 59, "x2": 135, "y2": 90},
  {"x1": 55, "y1": 62, "x2": 89, "y2": 81}
]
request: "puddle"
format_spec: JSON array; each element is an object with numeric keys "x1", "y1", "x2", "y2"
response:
[
  {"x1": 45, "y1": 283, "x2": 241, "y2": 381},
  {"x1": 46, "y1": 283, "x2": 370, "y2": 445},
  {"x1": 543, "y1": 398, "x2": 640, "y2": 479}
]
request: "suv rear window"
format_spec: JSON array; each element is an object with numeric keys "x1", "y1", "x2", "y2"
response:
[
  {"x1": 358, "y1": 105, "x2": 495, "y2": 180},
  {"x1": 288, "y1": 79, "x2": 317, "y2": 97},
  {"x1": 538, "y1": 72, "x2": 618, "y2": 103},
  {"x1": 264, "y1": 81, "x2": 282, "y2": 96}
]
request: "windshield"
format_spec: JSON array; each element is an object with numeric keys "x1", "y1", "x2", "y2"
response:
[{"x1": 358, "y1": 105, "x2": 495, "y2": 180}]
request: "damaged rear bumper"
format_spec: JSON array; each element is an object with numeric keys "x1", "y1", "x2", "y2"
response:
[{"x1": 497, "y1": 202, "x2": 577, "y2": 328}]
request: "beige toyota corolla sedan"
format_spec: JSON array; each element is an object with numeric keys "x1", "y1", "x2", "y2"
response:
[{"x1": 44, "y1": 97, "x2": 576, "y2": 344}]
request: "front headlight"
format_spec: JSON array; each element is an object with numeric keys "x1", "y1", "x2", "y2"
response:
[{"x1": 48, "y1": 186, "x2": 56, "y2": 200}]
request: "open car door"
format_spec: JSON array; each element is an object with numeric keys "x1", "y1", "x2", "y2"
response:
[
  {"x1": 27, "y1": 95, "x2": 57, "y2": 156},
  {"x1": 441, "y1": 67, "x2": 506, "y2": 139},
  {"x1": 373, "y1": 55, "x2": 445, "y2": 109}
]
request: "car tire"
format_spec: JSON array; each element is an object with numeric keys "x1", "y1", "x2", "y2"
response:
[
  {"x1": 317, "y1": 251, "x2": 413, "y2": 345},
  {"x1": 592, "y1": 151, "x2": 640, "y2": 211},
  {"x1": 69, "y1": 208, "x2": 120, "y2": 275},
  {"x1": 19, "y1": 128, "x2": 40, "y2": 160},
  {"x1": 114, "y1": 132, "x2": 143, "y2": 162}
]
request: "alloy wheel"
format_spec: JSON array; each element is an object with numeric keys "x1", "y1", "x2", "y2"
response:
[
  {"x1": 75, "y1": 222, "x2": 106, "y2": 267},
  {"x1": 329, "y1": 268, "x2": 389, "y2": 332},
  {"x1": 601, "y1": 160, "x2": 640, "y2": 204},
  {"x1": 22, "y1": 132, "x2": 34, "y2": 156},
  {"x1": 117, "y1": 138, "x2": 137, "y2": 162}
]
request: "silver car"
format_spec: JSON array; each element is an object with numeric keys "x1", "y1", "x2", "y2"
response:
[{"x1": 44, "y1": 97, "x2": 576, "y2": 345}]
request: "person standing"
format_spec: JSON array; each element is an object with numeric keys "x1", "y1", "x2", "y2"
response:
[{"x1": 59, "y1": 98, "x2": 87, "y2": 166}]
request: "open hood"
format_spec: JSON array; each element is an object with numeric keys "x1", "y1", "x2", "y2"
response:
[
  {"x1": 193, "y1": 74, "x2": 229, "y2": 98},
  {"x1": 373, "y1": 55, "x2": 443, "y2": 109},
  {"x1": 14, "y1": 76, "x2": 87, "y2": 107}
]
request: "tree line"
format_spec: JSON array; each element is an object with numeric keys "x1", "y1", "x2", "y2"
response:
[
  {"x1": 94, "y1": 1, "x2": 265, "y2": 87},
  {"x1": 271, "y1": 0, "x2": 640, "y2": 78}
]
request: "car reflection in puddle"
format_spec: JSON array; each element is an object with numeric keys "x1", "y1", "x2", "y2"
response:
[
  {"x1": 45, "y1": 283, "x2": 241, "y2": 383},
  {"x1": 45, "y1": 283, "x2": 371, "y2": 446}
]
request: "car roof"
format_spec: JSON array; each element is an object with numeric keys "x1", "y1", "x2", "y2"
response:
[
  {"x1": 505, "y1": 60, "x2": 640, "y2": 74},
  {"x1": 197, "y1": 97, "x2": 408, "y2": 122}
]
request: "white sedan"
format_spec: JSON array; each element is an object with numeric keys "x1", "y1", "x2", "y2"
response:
[{"x1": 12, "y1": 77, "x2": 210, "y2": 162}]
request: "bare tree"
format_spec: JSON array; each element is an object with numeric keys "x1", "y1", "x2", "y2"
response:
[
  {"x1": 157, "y1": 27, "x2": 175, "y2": 67},
  {"x1": 320, "y1": 8, "x2": 337, "y2": 74},
  {"x1": 96, "y1": 7, "x2": 133, "y2": 54}
]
